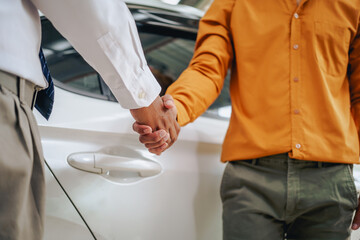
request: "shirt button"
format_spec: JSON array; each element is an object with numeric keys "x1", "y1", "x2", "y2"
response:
[
  {"x1": 294, "y1": 109, "x2": 300, "y2": 114},
  {"x1": 293, "y1": 77, "x2": 299, "y2": 82},
  {"x1": 295, "y1": 144, "x2": 301, "y2": 149},
  {"x1": 138, "y1": 91, "x2": 146, "y2": 99},
  {"x1": 294, "y1": 13, "x2": 299, "y2": 19},
  {"x1": 293, "y1": 44, "x2": 299, "y2": 50}
]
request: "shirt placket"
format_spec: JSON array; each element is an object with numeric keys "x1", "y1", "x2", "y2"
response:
[{"x1": 290, "y1": 3, "x2": 305, "y2": 157}]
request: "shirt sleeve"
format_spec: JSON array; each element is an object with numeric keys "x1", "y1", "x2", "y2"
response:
[
  {"x1": 31, "y1": 0, "x2": 160, "y2": 109},
  {"x1": 349, "y1": 14, "x2": 360, "y2": 147},
  {"x1": 166, "y1": 0, "x2": 235, "y2": 126}
]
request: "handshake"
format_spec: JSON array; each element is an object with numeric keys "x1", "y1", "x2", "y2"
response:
[{"x1": 130, "y1": 94, "x2": 180, "y2": 155}]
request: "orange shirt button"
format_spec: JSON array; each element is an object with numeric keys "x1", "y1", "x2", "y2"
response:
[
  {"x1": 294, "y1": 13, "x2": 299, "y2": 19},
  {"x1": 294, "y1": 109, "x2": 300, "y2": 114},
  {"x1": 293, "y1": 77, "x2": 299, "y2": 82},
  {"x1": 293, "y1": 44, "x2": 299, "y2": 50},
  {"x1": 295, "y1": 144, "x2": 301, "y2": 149}
]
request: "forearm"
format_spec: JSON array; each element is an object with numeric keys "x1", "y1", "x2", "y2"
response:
[
  {"x1": 166, "y1": 0, "x2": 235, "y2": 126},
  {"x1": 167, "y1": 69, "x2": 222, "y2": 126},
  {"x1": 32, "y1": 0, "x2": 160, "y2": 109}
]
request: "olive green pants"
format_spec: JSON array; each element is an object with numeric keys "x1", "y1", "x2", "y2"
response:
[
  {"x1": 221, "y1": 154, "x2": 358, "y2": 240},
  {"x1": 0, "y1": 85, "x2": 45, "y2": 240}
]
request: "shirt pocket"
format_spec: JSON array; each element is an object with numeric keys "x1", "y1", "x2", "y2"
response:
[{"x1": 314, "y1": 21, "x2": 350, "y2": 77}]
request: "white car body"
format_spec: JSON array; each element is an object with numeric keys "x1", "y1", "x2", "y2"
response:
[
  {"x1": 37, "y1": 86, "x2": 228, "y2": 240},
  {"x1": 36, "y1": 1, "x2": 360, "y2": 239}
]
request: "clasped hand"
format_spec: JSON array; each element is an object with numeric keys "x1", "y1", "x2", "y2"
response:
[{"x1": 130, "y1": 94, "x2": 179, "y2": 155}]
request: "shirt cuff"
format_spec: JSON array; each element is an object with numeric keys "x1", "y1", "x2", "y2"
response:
[
  {"x1": 173, "y1": 98, "x2": 190, "y2": 126},
  {"x1": 112, "y1": 66, "x2": 161, "y2": 109}
]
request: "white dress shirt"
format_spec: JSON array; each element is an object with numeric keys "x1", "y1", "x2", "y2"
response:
[{"x1": 0, "y1": 0, "x2": 161, "y2": 109}]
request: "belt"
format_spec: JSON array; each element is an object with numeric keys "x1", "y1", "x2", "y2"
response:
[{"x1": 0, "y1": 71, "x2": 38, "y2": 109}]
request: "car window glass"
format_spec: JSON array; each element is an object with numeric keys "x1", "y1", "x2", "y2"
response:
[
  {"x1": 41, "y1": 18, "x2": 231, "y2": 119},
  {"x1": 140, "y1": 32, "x2": 194, "y2": 95},
  {"x1": 41, "y1": 19, "x2": 105, "y2": 99}
]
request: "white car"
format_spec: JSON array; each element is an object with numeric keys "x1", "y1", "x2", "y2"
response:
[
  {"x1": 37, "y1": 1, "x2": 360, "y2": 239},
  {"x1": 37, "y1": 1, "x2": 229, "y2": 239}
]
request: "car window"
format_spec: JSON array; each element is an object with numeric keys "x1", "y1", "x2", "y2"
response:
[
  {"x1": 139, "y1": 31, "x2": 231, "y2": 119},
  {"x1": 41, "y1": 15, "x2": 231, "y2": 119},
  {"x1": 140, "y1": 32, "x2": 194, "y2": 95}
]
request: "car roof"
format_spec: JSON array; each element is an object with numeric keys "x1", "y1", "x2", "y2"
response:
[
  {"x1": 124, "y1": 0, "x2": 204, "y2": 18},
  {"x1": 125, "y1": 1, "x2": 201, "y2": 37},
  {"x1": 39, "y1": 1, "x2": 204, "y2": 18}
]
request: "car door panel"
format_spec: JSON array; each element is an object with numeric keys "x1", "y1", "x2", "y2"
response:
[
  {"x1": 44, "y1": 163, "x2": 95, "y2": 240},
  {"x1": 36, "y1": 87, "x2": 228, "y2": 240}
]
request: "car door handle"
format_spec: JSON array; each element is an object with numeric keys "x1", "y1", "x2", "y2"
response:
[{"x1": 67, "y1": 152, "x2": 162, "y2": 177}]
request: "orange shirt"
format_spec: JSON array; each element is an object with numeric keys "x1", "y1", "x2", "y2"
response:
[{"x1": 166, "y1": 0, "x2": 360, "y2": 163}]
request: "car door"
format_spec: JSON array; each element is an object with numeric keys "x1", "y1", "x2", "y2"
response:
[
  {"x1": 37, "y1": 87, "x2": 228, "y2": 240},
  {"x1": 38, "y1": 5, "x2": 230, "y2": 240},
  {"x1": 43, "y1": 164, "x2": 95, "y2": 239}
]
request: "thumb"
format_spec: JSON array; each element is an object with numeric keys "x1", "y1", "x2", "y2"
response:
[{"x1": 162, "y1": 94, "x2": 175, "y2": 109}]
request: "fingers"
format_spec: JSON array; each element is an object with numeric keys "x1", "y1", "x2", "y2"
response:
[
  {"x1": 133, "y1": 122, "x2": 152, "y2": 135},
  {"x1": 144, "y1": 133, "x2": 169, "y2": 149},
  {"x1": 131, "y1": 94, "x2": 179, "y2": 154},
  {"x1": 162, "y1": 95, "x2": 179, "y2": 148},
  {"x1": 352, "y1": 198, "x2": 360, "y2": 230},
  {"x1": 139, "y1": 129, "x2": 168, "y2": 144},
  {"x1": 162, "y1": 94, "x2": 175, "y2": 109},
  {"x1": 148, "y1": 143, "x2": 168, "y2": 156},
  {"x1": 141, "y1": 130, "x2": 169, "y2": 156},
  {"x1": 134, "y1": 123, "x2": 175, "y2": 155},
  {"x1": 166, "y1": 122, "x2": 180, "y2": 148},
  {"x1": 137, "y1": 129, "x2": 170, "y2": 155}
]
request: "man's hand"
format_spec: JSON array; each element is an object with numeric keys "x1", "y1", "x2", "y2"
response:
[
  {"x1": 352, "y1": 196, "x2": 360, "y2": 230},
  {"x1": 130, "y1": 94, "x2": 180, "y2": 155}
]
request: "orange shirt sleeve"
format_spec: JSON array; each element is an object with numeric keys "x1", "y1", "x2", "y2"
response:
[
  {"x1": 349, "y1": 15, "x2": 360, "y2": 146},
  {"x1": 166, "y1": 0, "x2": 235, "y2": 126}
]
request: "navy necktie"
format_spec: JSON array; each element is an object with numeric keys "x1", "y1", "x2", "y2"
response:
[{"x1": 35, "y1": 48, "x2": 54, "y2": 120}]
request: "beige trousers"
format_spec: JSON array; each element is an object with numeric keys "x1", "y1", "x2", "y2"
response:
[{"x1": 0, "y1": 84, "x2": 45, "y2": 239}]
